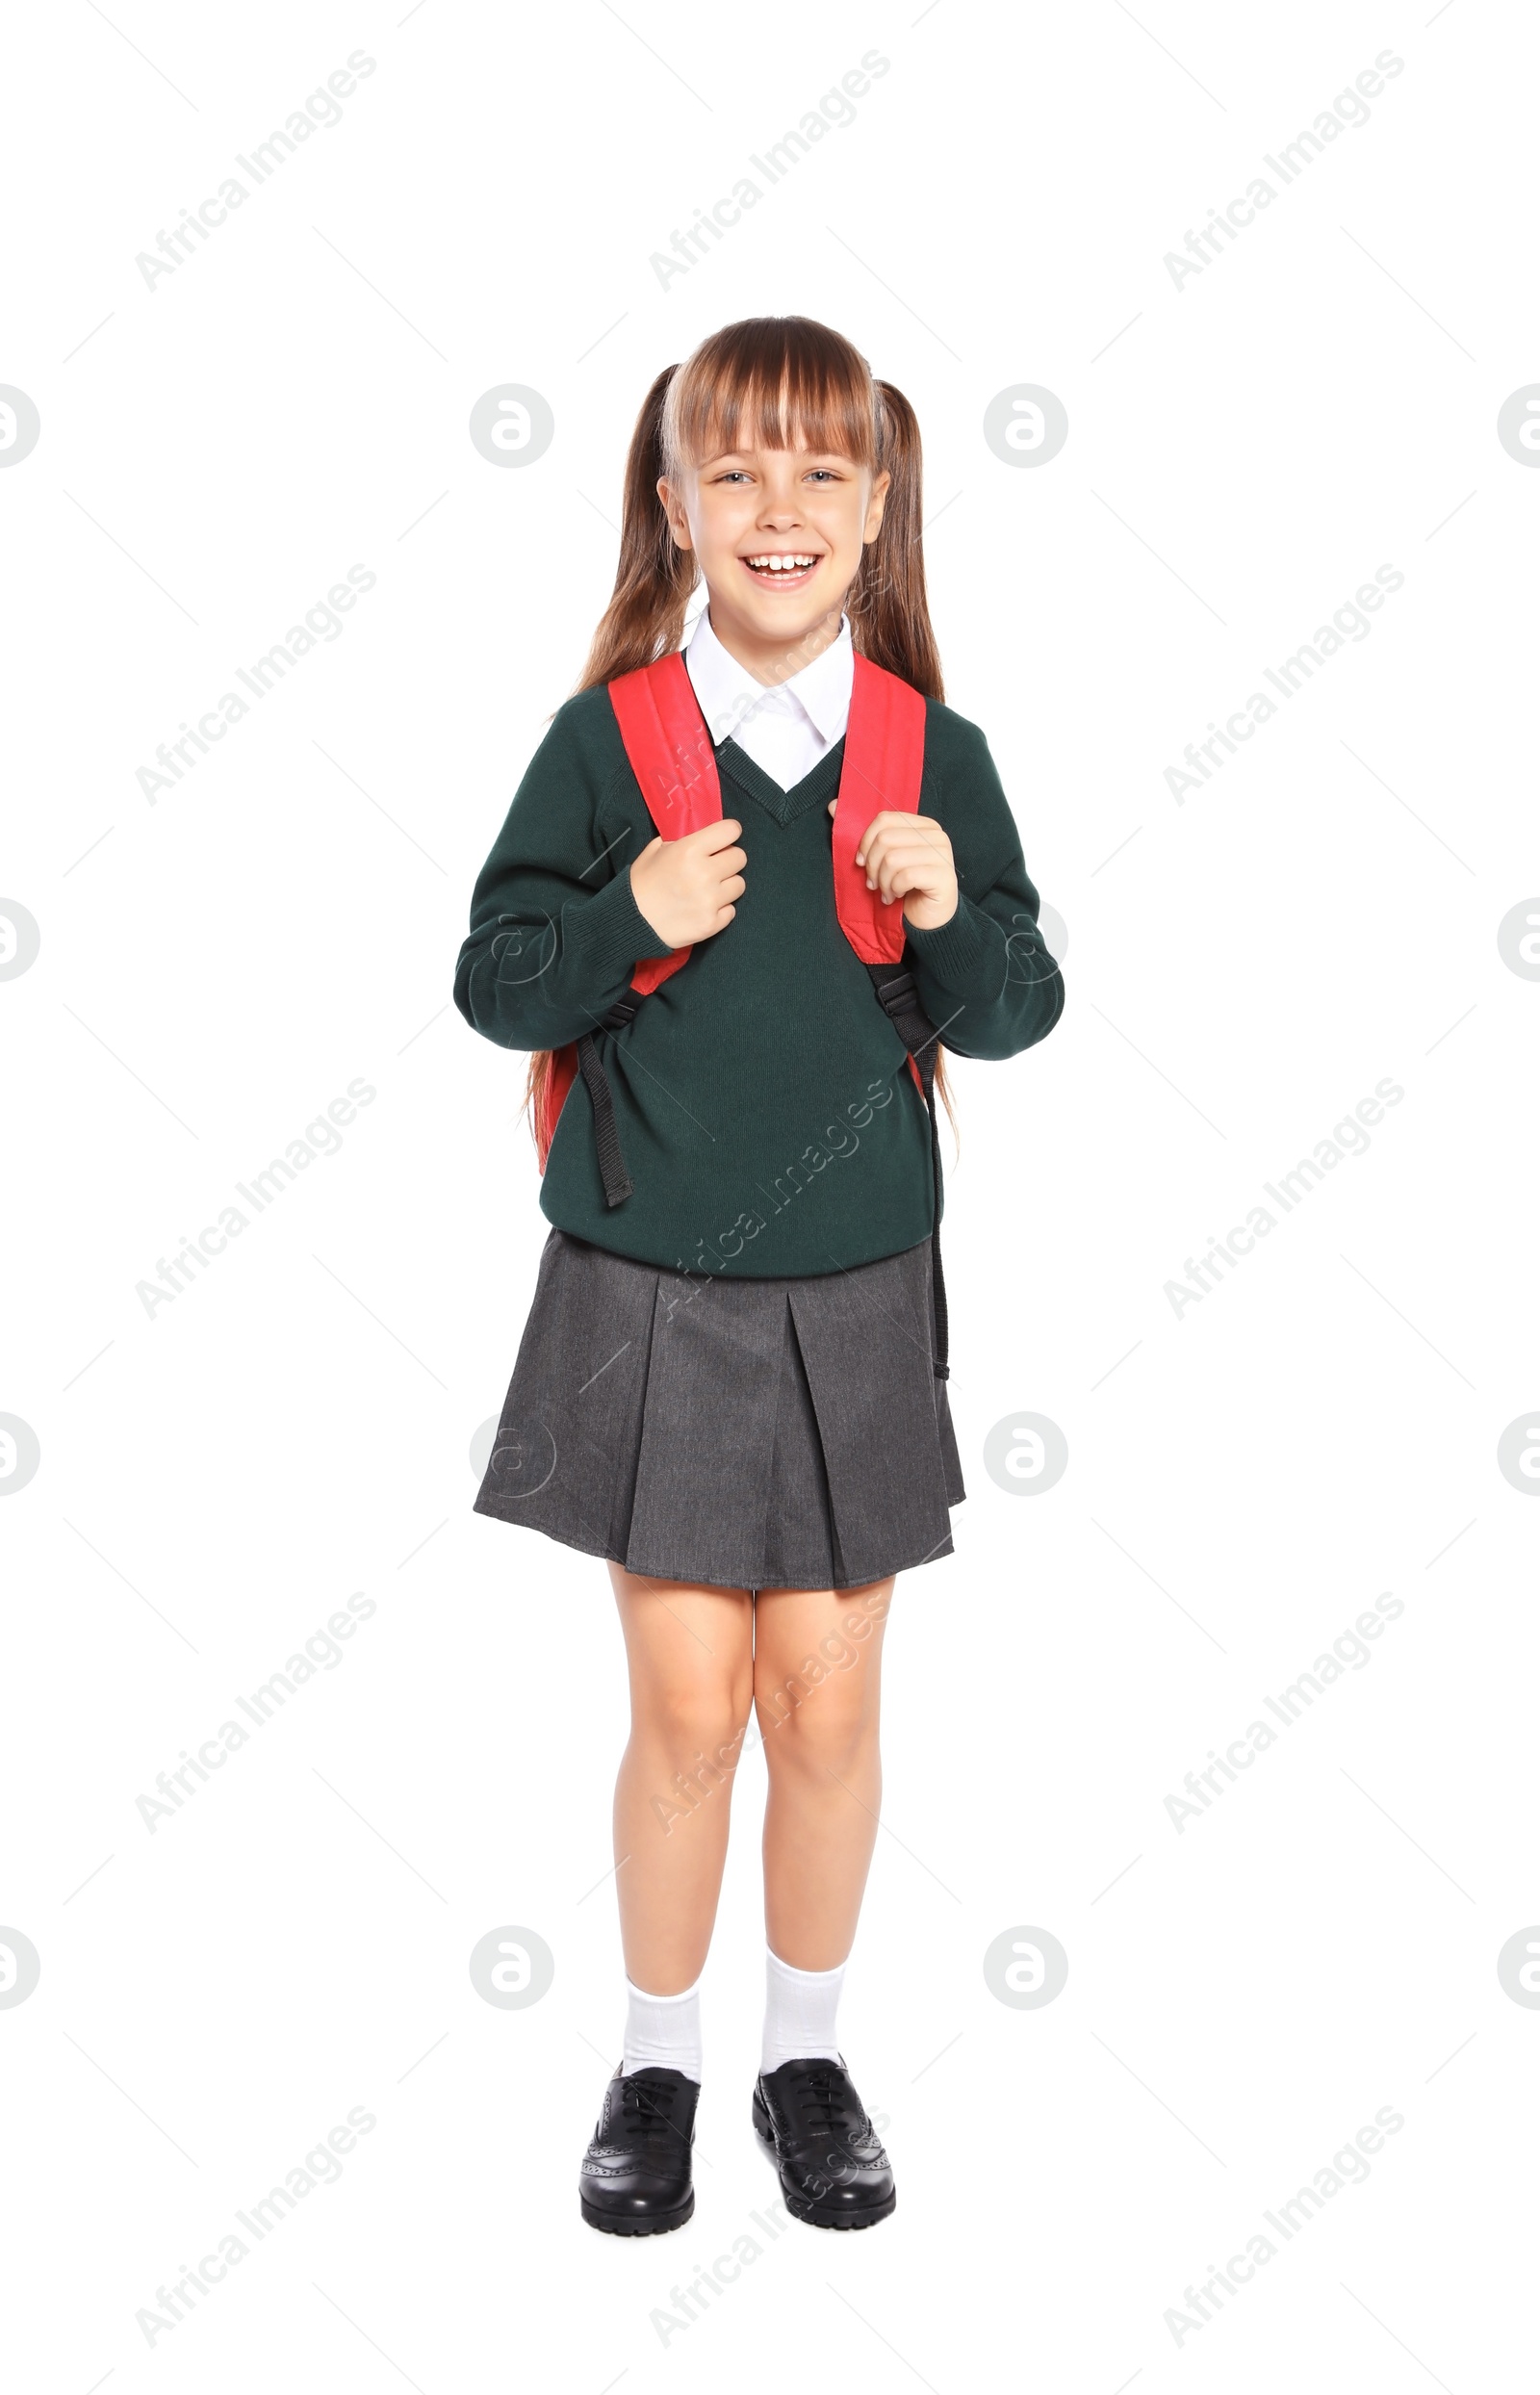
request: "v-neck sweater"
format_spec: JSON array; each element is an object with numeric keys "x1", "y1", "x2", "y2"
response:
[{"x1": 454, "y1": 680, "x2": 1065, "y2": 1278}]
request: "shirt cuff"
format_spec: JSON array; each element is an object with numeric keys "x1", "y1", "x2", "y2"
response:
[{"x1": 558, "y1": 864, "x2": 678, "y2": 992}]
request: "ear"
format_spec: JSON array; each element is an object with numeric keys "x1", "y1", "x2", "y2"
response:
[
  {"x1": 862, "y1": 467, "x2": 892, "y2": 546},
  {"x1": 656, "y1": 475, "x2": 694, "y2": 553}
]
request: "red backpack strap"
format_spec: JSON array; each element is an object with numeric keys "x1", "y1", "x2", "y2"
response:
[
  {"x1": 832, "y1": 654, "x2": 928, "y2": 966},
  {"x1": 608, "y1": 650, "x2": 722, "y2": 834},
  {"x1": 539, "y1": 655, "x2": 721, "y2": 1174},
  {"x1": 535, "y1": 1045, "x2": 578, "y2": 1165},
  {"x1": 608, "y1": 652, "x2": 723, "y2": 996}
]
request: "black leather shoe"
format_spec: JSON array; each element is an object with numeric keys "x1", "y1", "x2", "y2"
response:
[
  {"x1": 752, "y1": 2055, "x2": 895, "y2": 2228},
  {"x1": 579, "y1": 2064, "x2": 699, "y2": 2234}
]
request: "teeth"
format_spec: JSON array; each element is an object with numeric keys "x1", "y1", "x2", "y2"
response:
[{"x1": 747, "y1": 554, "x2": 816, "y2": 571}]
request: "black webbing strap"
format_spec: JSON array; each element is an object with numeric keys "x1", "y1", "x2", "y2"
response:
[
  {"x1": 867, "y1": 963, "x2": 951, "y2": 1380},
  {"x1": 576, "y1": 993, "x2": 640, "y2": 1207}
]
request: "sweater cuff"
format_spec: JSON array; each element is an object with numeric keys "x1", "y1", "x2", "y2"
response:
[
  {"x1": 904, "y1": 893, "x2": 990, "y2": 991},
  {"x1": 560, "y1": 864, "x2": 678, "y2": 991}
]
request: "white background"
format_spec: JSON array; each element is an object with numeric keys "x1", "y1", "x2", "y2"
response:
[{"x1": 4, "y1": 1, "x2": 1537, "y2": 2386}]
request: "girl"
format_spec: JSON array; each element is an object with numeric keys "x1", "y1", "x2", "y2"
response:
[{"x1": 454, "y1": 317, "x2": 1063, "y2": 2234}]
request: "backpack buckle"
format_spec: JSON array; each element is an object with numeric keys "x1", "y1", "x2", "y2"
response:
[{"x1": 871, "y1": 966, "x2": 917, "y2": 1020}]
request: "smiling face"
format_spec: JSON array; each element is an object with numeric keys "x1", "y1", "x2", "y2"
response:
[{"x1": 657, "y1": 446, "x2": 890, "y2": 685}]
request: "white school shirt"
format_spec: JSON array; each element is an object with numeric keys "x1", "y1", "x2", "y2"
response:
[{"x1": 682, "y1": 606, "x2": 853, "y2": 792}]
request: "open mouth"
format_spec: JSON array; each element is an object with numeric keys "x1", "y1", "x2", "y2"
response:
[{"x1": 739, "y1": 553, "x2": 822, "y2": 585}]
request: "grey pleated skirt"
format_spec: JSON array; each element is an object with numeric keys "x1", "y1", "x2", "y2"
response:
[{"x1": 474, "y1": 1228, "x2": 964, "y2": 1591}]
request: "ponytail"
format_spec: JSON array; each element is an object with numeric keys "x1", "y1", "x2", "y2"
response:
[
  {"x1": 525, "y1": 370, "x2": 697, "y2": 1138},
  {"x1": 573, "y1": 367, "x2": 697, "y2": 693},
  {"x1": 848, "y1": 380, "x2": 944, "y2": 702}
]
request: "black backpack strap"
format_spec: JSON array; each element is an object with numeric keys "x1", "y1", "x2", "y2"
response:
[
  {"x1": 866, "y1": 963, "x2": 950, "y2": 1380},
  {"x1": 575, "y1": 992, "x2": 642, "y2": 1207}
]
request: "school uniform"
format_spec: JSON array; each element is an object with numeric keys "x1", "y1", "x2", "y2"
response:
[{"x1": 454, "y1": 613, "x2": 1064, "y2": 1590}]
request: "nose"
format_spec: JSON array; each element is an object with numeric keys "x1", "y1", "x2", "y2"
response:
[{"x1": 757, "y1": 467, "x2": 805, "y2": 527}]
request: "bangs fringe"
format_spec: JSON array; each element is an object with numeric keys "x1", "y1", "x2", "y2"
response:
[{"x1": 663, "y1": 317, "x2": 878, "y2": 476}]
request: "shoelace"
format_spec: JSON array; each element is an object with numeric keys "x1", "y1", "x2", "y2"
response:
[
  {"x1": 617, "y1": 2078, "x2": 686, "y2": 2150},
  {"x1": 791, "y1": 2065, "x2": 860, "y2": 2144}
]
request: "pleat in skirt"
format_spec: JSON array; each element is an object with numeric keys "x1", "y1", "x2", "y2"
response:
[{"x1": 474, "y1": 1228, "x2": 964, "y2": 1591}]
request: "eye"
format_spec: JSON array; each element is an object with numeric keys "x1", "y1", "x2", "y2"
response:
[{"x1": 805, "y1": 469, "x2": 839, "y2": 483}]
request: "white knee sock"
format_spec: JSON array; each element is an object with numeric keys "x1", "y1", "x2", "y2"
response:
[
  {"x1": 760, "y1": 1946, "x2": 846, "y2": 2074},
  {"x1": 622, "y1": 1974, "x2": 703, "y2": 2082}
]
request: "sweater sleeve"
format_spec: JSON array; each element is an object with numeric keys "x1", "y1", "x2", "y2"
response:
[
  {"x1": 901, "y1": 708, "x2": 1065, "y2": 1062},
  {"x1": 453, "y1": 704, "x2": 676, "y2": 1053}
]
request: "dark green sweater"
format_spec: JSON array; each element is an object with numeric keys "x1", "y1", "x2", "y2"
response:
[{"x1": 454, "y1": 682, "x2": 1064, "y2": 1277}]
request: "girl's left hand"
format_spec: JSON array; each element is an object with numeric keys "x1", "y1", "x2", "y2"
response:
[{"x1": 830, "y1": 799, "x2": 960, "y2": 930}]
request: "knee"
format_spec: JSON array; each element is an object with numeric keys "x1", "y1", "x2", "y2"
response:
[
  {"x1": 756, "y1": 1665, "x2": 875, "y2": 1781},
  {"x1": 637, "y1": 1679, "x2": 750, "y2": 1774}
]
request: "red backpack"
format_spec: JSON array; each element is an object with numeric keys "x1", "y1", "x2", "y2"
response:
[{"x1": 536, "y1": 648, "x2": 950, "y2": 1375}]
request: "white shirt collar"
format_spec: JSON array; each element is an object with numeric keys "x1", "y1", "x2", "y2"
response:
[{"x1": 684, "y1": 606, "x2": 853, "y2": 752}]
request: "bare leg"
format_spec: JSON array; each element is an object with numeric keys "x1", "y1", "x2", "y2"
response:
[
  {"x1": 753, "y1": 1578, "x2": 894, "y2": 1970},
  {"x1": 607, "y1": 1564, "x2": 754, "y2": 1994}
]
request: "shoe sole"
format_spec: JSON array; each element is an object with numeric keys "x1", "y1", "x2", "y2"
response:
[
  {"x1": 751, "y1": 2098, "x2": 896, "y2": 2230},
  {"x1": 580, "y1": 2188, "x2": 694, "y2": 2235}
]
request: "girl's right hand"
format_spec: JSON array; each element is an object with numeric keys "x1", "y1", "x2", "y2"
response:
[{"x1": 629, "y1": 818, "x2": 746, "y2": 948}]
